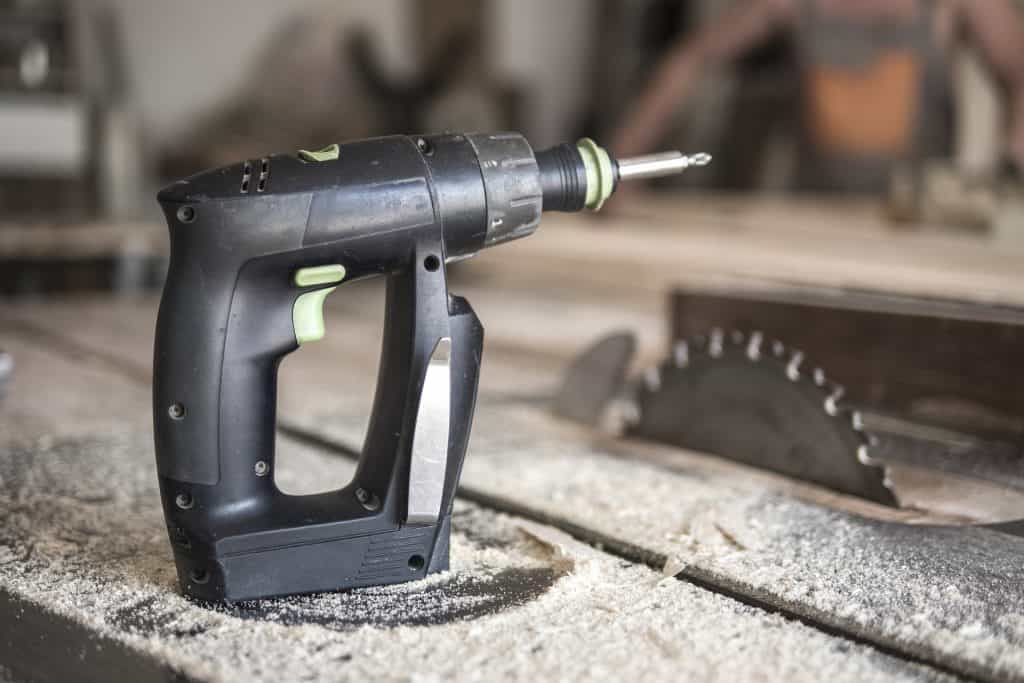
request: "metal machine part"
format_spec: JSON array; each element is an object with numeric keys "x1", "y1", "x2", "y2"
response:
[
  {"x1": 670, "y1": 284, "x2": 1024, "y2": 443},
  {"x1": 551, "y1": 332, "x2": 637, "y2": 428},
  {"x1": 553, "y1": 325, "x2": 1023, "y2": 533},
  {"x1": 0, "y1": 351, "x2": 12, "y2": 399},
  {"x1": 626, "y1": 329, "x2": 896, "y2": 506},
  {"x1": 855, "y1": 412, "x2": 1024, "y2": 492},
  {"x1": 407, "y1": 337, "x2": 453, "y2": 526},
  {"x1": 153, "y1": 132, "x2": 708, "y2": 602}
]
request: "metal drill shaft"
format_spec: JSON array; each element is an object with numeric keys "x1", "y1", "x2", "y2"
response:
[{"x1": 616, "y1": 152, "x2": 712, "y2": 181}]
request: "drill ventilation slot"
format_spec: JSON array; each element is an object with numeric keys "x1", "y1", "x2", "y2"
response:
[
  {"x1": 257, "y1": 158, "x2": 269, "y2": 192},
  {"x1": 241, "y1": 161, "x2": 252, "y2": 194}
]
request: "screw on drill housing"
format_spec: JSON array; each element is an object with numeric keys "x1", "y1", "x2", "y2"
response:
[{"x1": 355, "y1": 487, "x2": 381, "y2": 511}]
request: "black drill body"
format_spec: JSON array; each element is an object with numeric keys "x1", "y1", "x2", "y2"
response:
[{"x1": 153, "y1": 132, "x2": 603, "y2": 601}]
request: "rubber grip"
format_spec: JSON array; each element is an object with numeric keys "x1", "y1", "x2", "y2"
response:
[{"x1": 153, "y1": 195, "x2": 309, "y2": 485}]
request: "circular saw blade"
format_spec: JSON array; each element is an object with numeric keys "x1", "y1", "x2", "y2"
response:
[{"x1": 627, "y1": 329, "x2": 897, "y2": 506}]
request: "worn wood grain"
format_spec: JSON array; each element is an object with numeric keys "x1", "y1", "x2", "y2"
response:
[
  {"x1": 0, "y1": 415, "x2": 943, "y2": 682},
  {"x1": 0, "y1": 292, "x2": 948, "y2": 682},
  {"x1": 2, "y1": 291, "x2": 1021, "y2": 681},
  {"x1": 5, "y1": 197, "x2": 1022, "y2": 681},
  {"x1": 464, "y1": 202, "x2": 1024, "y2": 308},
  {"x1": 0, "y1": 327, "x2": 149, "y2": 441},
  {"x1": 299, "y1": 403, "x2": 1024, "y2": 683}
]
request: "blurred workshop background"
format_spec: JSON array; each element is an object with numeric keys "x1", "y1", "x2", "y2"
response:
[{"x1": 1, "y1": 0, "x2": 1023, "y2": 295}]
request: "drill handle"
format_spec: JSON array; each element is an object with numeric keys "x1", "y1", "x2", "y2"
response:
[{"x1": 153, "y1": 226, "x2": 482, "y2": 569}]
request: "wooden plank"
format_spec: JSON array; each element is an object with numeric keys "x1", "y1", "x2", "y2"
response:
[
  {"x1": 0, "y1": 291, "x2": 568, "y2": 410},
  {"x1": 0, "y1": 293, "x2": 936, "y2": 519},
  {"x1": 0, "y1": 222, "x2": 165, "y2": 295},
  {"x1": 9, "y1": 291, "x2": 1018, "y2": 515},
  {"x1": 298, "y1": 402, "x2": 1024, "y2": 683},
  {"x1": 3, "y1": 294, "x2": 1020, "y2": 680},
  {"x1": 0, "y1": 222, "x2": 163, "y2": 259},
  {"x1": 1, "y1": 298, "x2": 954, "y2": 682},
  {"x1": 0, "y1": 327, "x2": 149, "y2": 442},
  {"x1": 1, "y1": 428, "x2": 945, "y2": 682},
  {"x1": 463, "y1": 204, "x2": 1024, "y2": 308}
]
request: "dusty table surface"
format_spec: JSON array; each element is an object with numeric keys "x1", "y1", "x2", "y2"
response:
[
  {"x1": 468, "y1": 196, "x2": 1024, "y2": 313},
  {"x1": 2, "y1": 203, "x2": 1024, "y2": 682}
]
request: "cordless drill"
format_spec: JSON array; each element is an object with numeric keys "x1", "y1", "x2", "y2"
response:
[{"x1": 153, "y1": 132, "x2": 706, "y2": 601}]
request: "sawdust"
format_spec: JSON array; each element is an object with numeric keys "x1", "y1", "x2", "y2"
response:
[
  {"x1": 298, "y1": 403, "x2": 1024, "y2": 681},
  {"x1": 0, "y1": 431, "x2": 952, "y2": 682}
]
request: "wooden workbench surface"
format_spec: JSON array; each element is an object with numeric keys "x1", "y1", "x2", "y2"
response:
[
  {"x1": 2, "y1": 203, "x2": 1023, "y2": 682},
  {"x1": 469, "y1": 196, "x2": 1024, "y2": 310}
]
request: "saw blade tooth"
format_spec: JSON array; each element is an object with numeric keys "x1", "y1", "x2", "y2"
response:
[
  {"x1": 746, "y1": 331, "x2": 764, "y2": 361},
  {"x1": 709, "y1": 328, "x2": 725, "y2": 358},
  {"x1": 824, "y1": 385, "x2": 845, "y2": 416},
  {"x1": 786, "y1": 351, "x2": 804, "y2": 381},
  {"x1": 644, "y1": 366, "x2": 662, "y2": 392},
  {"x1": 851, "y1": 410, "x2": 865, "y2": 432},
  {"x1": 857, "y1": 443, "x2": 882, "y2": 467},
  {"x1": 813, "y1": 368, "x2": 826, "y2": 386},
  {"x1": 672, "y1": 341, "x2": 690, "y2": 368},
  {"x1": 771, "y1": 340, "x2": 785, "y2": 358}
]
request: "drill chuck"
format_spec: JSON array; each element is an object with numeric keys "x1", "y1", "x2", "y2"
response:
[
  {"x1": 536, "y1": 139, "x2": 711, "y2": 213},
  {"x1": 536, "y1": 143, "x2": 591, "y2": 212}
]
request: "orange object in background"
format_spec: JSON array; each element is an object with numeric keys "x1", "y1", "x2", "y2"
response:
[{"x1": 806, "y1": 50, "x2": 920, "y2": 156}]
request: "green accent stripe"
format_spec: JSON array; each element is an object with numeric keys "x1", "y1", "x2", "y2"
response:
[
  {"x1": 576, "y1": 138, "x2": 616, "y2": 211},
  {"x1": 298, "y1": 144, "x2": 340, "y2": 162},
  {"x1": 294, "y1": 264, "x2": 346, "y2": 287}
]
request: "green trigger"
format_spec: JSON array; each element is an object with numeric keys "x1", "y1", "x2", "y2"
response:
[{"x1": 293, "y1": 265, "x2": 347, "y2": 345}]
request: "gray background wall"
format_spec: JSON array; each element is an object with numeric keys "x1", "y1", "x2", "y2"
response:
[{"x1": 105, "y1": 0, "x2": 596, "y2": 148}]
